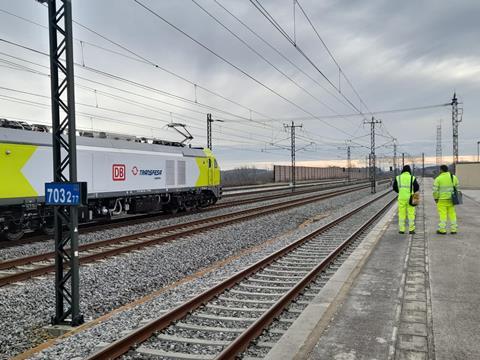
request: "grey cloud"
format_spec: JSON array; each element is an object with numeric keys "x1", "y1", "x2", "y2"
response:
[{"x1": 0, "y1": 0, "x2": 478, "y2": 170}]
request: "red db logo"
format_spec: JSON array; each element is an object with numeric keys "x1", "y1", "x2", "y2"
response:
[{"x1": 112, "y1": 164, "x2": 126, "y2": 181}]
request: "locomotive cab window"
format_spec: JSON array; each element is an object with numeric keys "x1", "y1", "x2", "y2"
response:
[
  {"x1": 214, "y1": 159, "x2": 218, "y2": 168},
  {"x1": 208, "y1": 159, "x2": 212, "y2": 168}
]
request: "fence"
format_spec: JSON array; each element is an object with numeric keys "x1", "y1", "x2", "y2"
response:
[{"x1": 273, "y1": 165, "x2": 366, "y2": 182}]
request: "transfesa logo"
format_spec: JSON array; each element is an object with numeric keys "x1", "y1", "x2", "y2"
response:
[
  {"x1": 112, "y1": 164, "x2": 126, "y2": 181},
  {"x1": 131, "y1": 166, "x2": 162, "y2": 178}
]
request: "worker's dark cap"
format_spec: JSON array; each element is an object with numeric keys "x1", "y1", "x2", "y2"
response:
[
  {"x1": 402, "y1": 165, "x2": 411, "y2": 173},
  {"x1": 440, "y1": 164, "x2": 449, "y2": 172}
]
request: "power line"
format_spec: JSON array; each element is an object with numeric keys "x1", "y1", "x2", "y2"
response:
[
  {"x1": 0, "y1": 7, "x2": 280, "y2": 130},
  {"x1": 132, "y1": 0, "x2": 357, "y2": 138},
  {"x1": 0, "y1": 53, "x2": 298, "y2": 149},
  {"x1": 248, "y1": 0, "x2": 366, "y2": 117},
  {"x1": 295, "y1": 0, "x2": 372, "y2": 115},
  {"x1": 2, "y1": 6, "x2": 366, "y2": 144},
  {"x1": 213, "y1": 0, "x2": 353, "y2": 111},
  {"x1": 0, "y1": 39, "x2": 287, "y2": 138},
  {"x1": 0, "y1": 8, "x2": 47, "y2": 29},
  {"x1": 191, "y1": 0, "x2": 356, "y2": 128},
  {"x1": 2, "y1": 5, "x2": 372, "y2": 152},
  {"x1": 0, "y1": 85, "x2": 284, "y2": 147},
  {"x1": 226, "y1": 103, "x2": 451, "y2": 122}
]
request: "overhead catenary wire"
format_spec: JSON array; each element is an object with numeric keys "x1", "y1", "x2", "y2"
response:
[
  {"x1": 0, "y1": 38, "x2": 288, "y2": 139},
  {"x1": 248, "y1": 0, "x2": 367, "y2": 117},
  {"x1": 0, "y1": 4, "x2": 390, "y2": 158},
  {"x1": 0, "y1": 94, "x2": 274, "y2": 148},
  {"x1": 0, "y1": 86, "x2": 283, "y2": 147},
  {"x1": 0, "y1": 51, "x2": 323, "y2": 149},
  {"x1": 0, "y1": 4, "x2": 394, "y2": 169},
  {"x1": 0, "y1": 7, "x2": 280, "y2": 131},
  {"x1": 190, "y1": 0, "x2": 357, "y2": 128},
  {"x1": 0, "y1": 52, "x2": 368, "y2": 149},
  {"x1": 132, "y1": 0, "x2": 358, "y2": 139},
  {"x1": 3, "y1": 40, "x2": 442, "y2": 153},
  {"x1": 0, "y1": 86, "x2": 352, "y2": 161},
  {"x1": 212, "y1": 0, "x2": 353, "y2": 112},
  {"x1": 294, "y1": 0, "x2": 373, "y2": 115},
  {"x1": 1, "y1": 5, "x2": 373, "y2": 148},
  {"x1": 225, "y1": 103, "x2": 451, "y2": 122}
]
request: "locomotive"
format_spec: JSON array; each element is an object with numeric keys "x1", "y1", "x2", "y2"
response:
[{"x1": 0, "y1": 120, "x2": 221, "y2": 240}]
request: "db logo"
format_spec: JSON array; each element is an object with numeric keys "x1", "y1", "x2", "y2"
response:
[{"x1": 112, "y1": 164, "x2": 126, "y2": 181}]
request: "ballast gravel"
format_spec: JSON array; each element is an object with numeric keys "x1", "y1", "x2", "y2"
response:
[
  {"x1": 0, "y1": 181, "x2": 366, "y2": 261},
  {"x1": 0, "y1": 186, "x2": 389, "y2": 359}
]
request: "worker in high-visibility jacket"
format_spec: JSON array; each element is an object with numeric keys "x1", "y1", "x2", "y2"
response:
[
  {"x1": 393, "y1": 165, "x2": 420, "y2": 234},
  {"x1": 433, "y1": 165, "x2": 459, "y2": 234}
]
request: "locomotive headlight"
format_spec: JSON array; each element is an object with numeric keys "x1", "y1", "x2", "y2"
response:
[{"x1": 5, "y1": 149, "x2": 11, "y2": 155}]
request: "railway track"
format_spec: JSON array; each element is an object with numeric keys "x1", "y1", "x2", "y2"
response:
[
  {"x1": 221, "y1": 178, "x2": 350, "y2": 197},
  {"x1": 86, "y1": 190, "x2": 395, "y2": 360},
  {"x1": 0, "y1": 183, "x2": 371, "y2": 287},
  {"x1": 0, "y1": 179, "x2": 375, "y2": 248}
]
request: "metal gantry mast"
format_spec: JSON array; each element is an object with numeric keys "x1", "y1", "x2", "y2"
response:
[
  {"x1": 207, "y1": 113, "x2": 212, "y2": 150},
  {"x1": 451, "y1": 93, "x2": 462, "y2": 173},
  {"x1": 364, "y1": 117, "x2": 381, "y2": 193},
  {"x1": 347, "y1": 145, "x2": 351, "y2": 182},
  {"x1": 393, "y1": 139, "x2": 398, "y2": 178},
  {"x1": 41, "y1": 0, "x2": 83, "y2": 326},
  {"x1": 206, "y1": 113, "x2": 223, "y2": 150},
  {"x1": 284, "y1": 122, "x2": 302, "y2": 189},
  {"x1": 338, "y1": 141, "x2": 362, "y2": 182},
  {"x1": 422, "y1": 152, "x2": 425, "y2": 178}
]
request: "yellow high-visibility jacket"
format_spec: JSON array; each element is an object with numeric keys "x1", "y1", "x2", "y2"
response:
[
  {"x1": 433, "y1": 172, "x2": 459, "y2": 200},
  {"x1": 394, "y1": 172, "x2": 417, "y2": 201}
]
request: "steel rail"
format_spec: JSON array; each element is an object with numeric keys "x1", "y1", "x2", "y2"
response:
[
  {"x1": 1, "y1": 178, "x2": 374, "y2": 246},
  {"x1": 222, "y1": 177, "x2": 345, "y2": 192},
  {"x1": 222, "y1": 178, "x2": 351, "y2": 197},
  {"x1": 222, "y1": 177, "x2": 390, "y2": 198},
  {"x1": 85, "y1": 190, "x2": 394, "y2": 360},
  {"x1": 0, "y1": 183, "x2": 365, "y2": 270},
  {"x1": 0, "y1": 184, "x2": 369, "y2": 287},
  {"x1": 212, "y1": 179, "x2": 362, "y2": 207},
  {"x1": 217, "y1": 194, "x2": 395, "y2": 358}
]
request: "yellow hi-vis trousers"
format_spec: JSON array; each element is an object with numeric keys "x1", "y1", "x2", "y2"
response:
[
  {"x1": 398, "y1": 198, "x2": 415, "y2": 232},
  {"x1": 436, "y1": 199, "x2": 457, "y2": 233}
]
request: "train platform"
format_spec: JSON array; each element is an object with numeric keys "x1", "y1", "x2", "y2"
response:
[{"x1": 265, "y1": 179, "x2": 480, "y2": 360}]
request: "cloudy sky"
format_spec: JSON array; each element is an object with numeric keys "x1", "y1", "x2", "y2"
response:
[{"x1": 0, "y1": 0, "x2": 479, "y2": 169}]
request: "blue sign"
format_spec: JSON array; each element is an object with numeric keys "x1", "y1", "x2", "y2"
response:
[{"x1": 45, "y1": 182, "x2": 86, "y2": 206}]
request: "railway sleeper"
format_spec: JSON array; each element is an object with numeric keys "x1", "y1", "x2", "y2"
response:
[
  {"x1": 245, "y1": 278, "x2": 298, "y2": 285},
  {"x1": 252, "y1": 273, "x2": 303, "y2": 280},
  {"x1": 238, "y1": 283, "x2": 293, "y2": 291},
  {"x1": 205, "y1": 304, "x2": 267, "y2": 313},
  {"x1": 0, "y1": 189, "x2": 219, "y2": 241},
  {"x1": 261, "y1": 268, "x2": 308, "y2": 275},
  {"x1": 217, "y1": 296, "x2": 275, "y2": 305},
  {"x1": 227, "y1": 289, "x2": 283, "y2": 298},
  {"x1": 136, "y1": 347, "x2": 214, "y2": 360},
  {"x1": 191, "y1": 313, "x2": 257, "y2": 323}
]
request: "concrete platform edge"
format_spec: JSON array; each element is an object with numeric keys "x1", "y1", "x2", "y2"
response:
[{"x1": 264, "y1": 203, "x2": 397, "y2": 360}]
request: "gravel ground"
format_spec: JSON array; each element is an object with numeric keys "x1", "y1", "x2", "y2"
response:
[
  {"x1": 0, "y1": 182, "x2": 368, "y2": 262},
  {"x1": 0, "y1": 185, "x2": 389, "y2": 359},
  {"x1": 134, "y1": 195, "x2": 392, "y2": 359}
]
